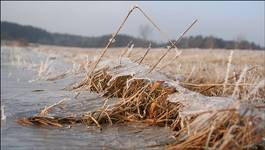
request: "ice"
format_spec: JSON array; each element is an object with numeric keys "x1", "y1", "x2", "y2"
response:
[{"x1": 1, "y1": 105, "x2": 6, "y2": 120}]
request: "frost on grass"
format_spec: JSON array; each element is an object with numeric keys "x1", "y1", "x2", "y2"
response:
[
  {"x1": 10, "y1": 5, "x2": 265, "y2": 149},
  {"x1": 17, "y1": 56, "x2": 265, "y2": 150}
]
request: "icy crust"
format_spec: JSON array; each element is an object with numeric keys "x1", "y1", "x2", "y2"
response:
[
  {"x1": 95, "y1": 58, "x2": 236, "y2": 116},
  {"x1": 167, "y1": 81, "x2": 265, "y2": 129},
  {"x1": 167, "y1": 90, "x2": 235, "y2": 116},
  {"x1": 94, "y1": 58, "x2": 265, "y2": 126},
  {"x1": 43, "y1": 92, "x2": 117, "y2": 118},
  {"x1": 97, "y1": 58, "x2": 171, "y2": 82}
]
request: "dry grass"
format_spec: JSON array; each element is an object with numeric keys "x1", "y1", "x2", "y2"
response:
[
  {"x1": 30, "y1": 45, "x2": 265, "y2": 98},
  {"x1": 14, "y1": 5, "x2": 265, "y2": 149},
  {"x1": 16, "y1": 46, "x2": 265, "y2": 149},
  {"x1": 168, "y1": 110, "x2": 264, "y2": 150}
]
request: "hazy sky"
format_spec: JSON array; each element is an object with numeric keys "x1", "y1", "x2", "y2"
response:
[{"x1": 1, "y1": 1, "x2": 264, "y2": 46}]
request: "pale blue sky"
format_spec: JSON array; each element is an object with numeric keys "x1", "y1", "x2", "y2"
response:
[{"x1": 1, "y1": 1, "x2": 264, "y2": 46}]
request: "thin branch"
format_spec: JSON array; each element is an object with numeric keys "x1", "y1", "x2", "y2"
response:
[
  {"x1": 139, "y1": 43, "x2": 152, "y2": 64},
  {"x1": 89, "y1": 6, "x2": 137, "y2": 76},
  {"x1": 148, "y1": 19, "x2": 198, "y2": 73}
]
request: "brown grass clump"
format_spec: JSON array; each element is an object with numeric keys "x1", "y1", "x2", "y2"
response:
[
  {"x1": 73, "y1": 67, "x2": 183, "y2": 129},
  {"x1": 17, "y1": 65, "x2": 182, "y2": 128},
  {"x1": 168, "y1": 111, "x2": 265, "y2": 150}
]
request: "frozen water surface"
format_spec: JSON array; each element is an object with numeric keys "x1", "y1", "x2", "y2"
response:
[{"x1": 1, "y1": 46, "x2": 175, "y2": 150}]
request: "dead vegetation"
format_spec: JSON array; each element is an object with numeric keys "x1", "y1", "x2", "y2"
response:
[
  {"x1": 16, "y1": 5, "x2": 265, "y2": 150},
  {"x1": 17, "y1": 58, "x2": 265, "y2": 149}
]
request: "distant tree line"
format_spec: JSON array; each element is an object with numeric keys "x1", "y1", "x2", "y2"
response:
[
  {"x1": 162, "y1": 36, "x2": 263, "y2": 50},
  {"x1": 1, "y1": 21, "x2": 264, "y2": 50}
]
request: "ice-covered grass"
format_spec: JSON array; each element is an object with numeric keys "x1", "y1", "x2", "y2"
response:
[{"x1": 10, "y1": 44, "x2": 264, "y2": 149}]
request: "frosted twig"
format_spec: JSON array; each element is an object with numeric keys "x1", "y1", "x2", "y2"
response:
[
  {"x1": 158, "y1": 50, "x2": 182, "y2": 71},
  {"x1": 1, "y1": 105, "x2": 6, "y2": 120},
  {"x1": 39, "y1": 98, "x2": 67, "y2": 116},
  {"x1": 139, "y1": 43, "x2": 152, "y2": 64},
  {"x1": 247, "y1": 79, "x2": 265, "y2": 101},
  {"x1": 223, "y1": 51, "x2": 234, "y2": 95},
  {"x1": 149, "y1": 20, "x2": 197, "y2": 73},
  {"x1": 89, "y1": 6, "x2": 137, "y2": 76},
  {"x1": 126, "y1": 44, "x2": 134, "y2": 57},
  {"x1": 119, "y1": 40, "x2": 133, "y2": 64},
  {"x1": 232, "y1": 66, "x2": 249, "y2": 99}
]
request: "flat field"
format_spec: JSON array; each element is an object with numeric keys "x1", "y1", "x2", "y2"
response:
[
  {"x1": 33, "y1": 44, "x2": 265, "y2": 97},
  {"x1": 2, "y1": 43, "x2": 265, "y2": 149}
]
